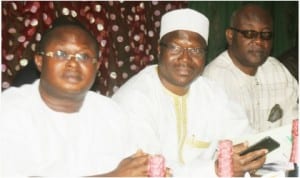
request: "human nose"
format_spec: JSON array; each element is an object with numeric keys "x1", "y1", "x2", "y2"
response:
[
  {"x1": 66, "y1": 54, "x2": 78, "y2": 61},
  {"x1": 252, "y1": 33, "x2": 265, "y2": 44},
  {"x1": 179, "y1": 48, "x2": 192, "y2": 59},
  {"x1": 65, "y1": 54, "x2": 80, "y2": 67}
]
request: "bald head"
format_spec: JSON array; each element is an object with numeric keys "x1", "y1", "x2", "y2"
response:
[{"x1": 230, "y1": 4, "x2": 273, "y2": 28}]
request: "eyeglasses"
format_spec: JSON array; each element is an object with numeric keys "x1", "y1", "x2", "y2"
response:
[
  {"x1": 160, "y1": 43, "x2": 206, "y2": 58},
  {"x1": 230, "y1": 27, "x2": 273, "y2": 41},
  {"x1": 39, "y1": 50, "x2": 98, "y2": 64}
]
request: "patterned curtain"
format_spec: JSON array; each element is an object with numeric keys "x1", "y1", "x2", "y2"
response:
[{"x1": 2, "y1": 1, "x2": 187, "y2": 96}]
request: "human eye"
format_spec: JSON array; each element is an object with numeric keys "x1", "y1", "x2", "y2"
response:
[
  {"x1": 261, "y1": 32, "x2": 273, "y2": 40},
  {"x1": 243, "y1": 30, "x2": 257, "y2": 39},
  {"x1": 190, "y1": 48, "x2": 200, "y2": 54},
  {"x1": 190, "y1": 48, "x2": 205, "y2": 57},
  {"x1": 169, "y1": 44, "x2": 182, "y2": 53},
  {"x1": 54, "y1": 50, "x2": 67, "y2": 60},
  {"x1": 76, "y1": 53, "x2": 90, "y2": 62}
]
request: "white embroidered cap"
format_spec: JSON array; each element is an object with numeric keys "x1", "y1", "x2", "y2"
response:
[{"x1": 160, "y1": 8, "x2": 209, "y2": 44}]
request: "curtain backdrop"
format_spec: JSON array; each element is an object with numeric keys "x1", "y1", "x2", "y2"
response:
[{"x1": 2, "y1": 1, "x2": 298, "y2": 96}]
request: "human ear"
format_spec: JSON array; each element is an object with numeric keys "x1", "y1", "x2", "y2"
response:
[
  {"x1": 34, "y1": 54, "x2": 43, "y2": 72},
  {"x1": 225, "y1": 28, "x2": 234, "y2": 46}
]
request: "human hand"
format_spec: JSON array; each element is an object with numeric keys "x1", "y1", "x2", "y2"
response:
[
  {"x1": 232, "y1": 142, "x2": 267, "y2": 176},
  {"x1": 165, "y1": 167, "x2": 173, "y2": 177},
  {"x1": 109, "y1": 149, "x2": 149, "y2": 177},
  {"x1": 92, "y1": 150, "x2": 172, "y2": 177}
]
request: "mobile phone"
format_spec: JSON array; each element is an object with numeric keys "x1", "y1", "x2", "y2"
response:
[{"x1": 239, "y1": 136, "x2": 280, "y2": 156}]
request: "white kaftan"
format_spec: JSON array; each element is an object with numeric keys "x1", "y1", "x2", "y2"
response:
[
  {"x1": 203, "y1": 51, "x2": 298, "y2": 132},
  {"x1": 113, "y1": 65, "x2": 253, "y2": 177},
  {"x1": 0, "y1": 80, "x2": 132, "y2": 176}
]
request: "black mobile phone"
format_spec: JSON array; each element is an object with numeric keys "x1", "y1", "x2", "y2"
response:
[{"x1": 239, "y1": 136, "x2": 280, "y2": 156}]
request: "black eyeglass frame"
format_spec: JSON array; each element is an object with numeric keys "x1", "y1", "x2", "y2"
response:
[{"x1": 229, "y1": 27, "x2": 273, "y2": 41}]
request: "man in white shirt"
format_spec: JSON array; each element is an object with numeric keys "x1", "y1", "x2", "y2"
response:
[
  {"x1": 113, "y1": 8, "x2": 267, "y2": 177},
  {"x1": 0, "y1": 16, "x2": 149, "y2": 177},
  {"x1": 203, "y1": 4, "x2": 298, "y2": 132}
]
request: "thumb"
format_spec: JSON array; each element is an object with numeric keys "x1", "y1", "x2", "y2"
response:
[{"x1": 132, "y1": 149, "x2": 145, "y2": 158}]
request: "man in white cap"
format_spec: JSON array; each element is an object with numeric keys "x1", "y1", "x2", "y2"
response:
[{"x1": 113, "y1": 8, "x2": 266, "y2": 177}]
